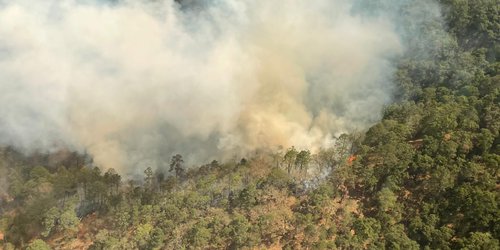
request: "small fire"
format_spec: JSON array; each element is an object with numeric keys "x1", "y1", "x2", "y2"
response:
[{"x1": 347, "y1": 155, "x2": 357, "y2": 165}]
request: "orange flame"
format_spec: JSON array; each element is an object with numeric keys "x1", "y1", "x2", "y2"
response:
[{"x1": 347, "y1": 155, "x2": 357, "y2": 165}]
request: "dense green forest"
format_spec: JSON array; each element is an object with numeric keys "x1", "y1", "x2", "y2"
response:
[{"x1": 0, "y1": 0, "x2": 499, "y2": 249}]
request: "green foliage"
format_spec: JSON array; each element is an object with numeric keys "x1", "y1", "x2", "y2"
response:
[
  {"x1": 144, "y1": 167, "x2": 153, "y2": 188},
  {"x1": 262, "y1": 167, "x2": 290, "y2": 189},
  {"x1": 295, "y1": 150, "x2": 311, "y2": 173},
  {"x1": 89, "y1": 229, "x2": 120, "y2": 250},
  {"x1": 225, "y1": 214, "x2": 256, "y2": 249},
  {"x1": 169, "y1": 154, "x2": 185, "y2": 178},
  {"x1": 284, "y1": 146, "x2": 298, "y2": 174},
  {"x1": 42, "y1": 197, "x2": 79, "y2": 237},
  {"x1": 186, "y1": 221, "x2": 211, "y2": 248},
  {"x1": 352, "y1": 217, "x2": 382, "y2": 248},
  {"x1": 134, "y1": 223, "x2": 154, "y2": 249},
  {"x1": 460, "y1": 232, "x2": 500, "y2": 250},
  {"x1": 26, "y1": 239, "x2": 52, "y2": 250}
]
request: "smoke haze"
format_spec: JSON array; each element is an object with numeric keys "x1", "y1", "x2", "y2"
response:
[{"x1": 0, "y1": 0, "x2": 438, "y2": 174}]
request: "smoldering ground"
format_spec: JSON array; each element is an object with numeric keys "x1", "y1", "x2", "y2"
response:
[{"x1": 0, "y1": 0, "x2": 443, "y2": 175}]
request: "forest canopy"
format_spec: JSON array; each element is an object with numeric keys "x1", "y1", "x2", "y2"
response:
[{"x1": 0, "y1": 0, "x2": 499, "y2": 249}]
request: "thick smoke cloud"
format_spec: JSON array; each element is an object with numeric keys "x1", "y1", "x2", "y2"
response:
[{"x1": 0, "y1": 0, "x2": 434, "y2": 174}]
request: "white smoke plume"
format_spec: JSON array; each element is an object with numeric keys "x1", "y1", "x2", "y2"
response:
[{"x1": 0, "y1": 0, "x2": 428, "y2": 174}]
